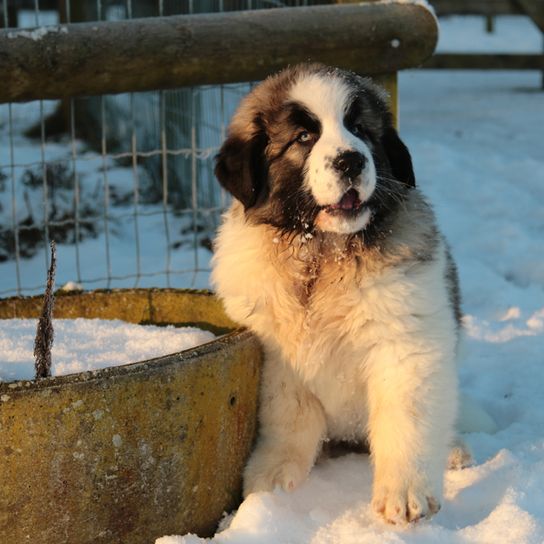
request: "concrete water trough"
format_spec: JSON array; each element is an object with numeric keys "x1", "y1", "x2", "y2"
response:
[{"x1": 0, "y1": 288, "x2": 262, "y2": 544}]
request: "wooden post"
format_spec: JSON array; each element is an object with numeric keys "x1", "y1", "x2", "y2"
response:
[
  {"x1": 485, "y1": 15, "x2": 495, "y2": 33},
  {"x1": 373, "y1": 74, "x2": 399, "y2": 129}
]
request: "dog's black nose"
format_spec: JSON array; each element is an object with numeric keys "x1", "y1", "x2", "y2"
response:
[{"x1": 332, "y1": 151, "x2": 366, "y2": 179}]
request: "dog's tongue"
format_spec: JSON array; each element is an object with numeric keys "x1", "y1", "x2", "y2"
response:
[{"x1": 336, "y1": 188, "x2": 361, "y2": 210}]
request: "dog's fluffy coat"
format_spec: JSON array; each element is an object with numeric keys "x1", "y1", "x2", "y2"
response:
[{"x1": 212, "y1": 64, "x2": 461, "y2": 524}]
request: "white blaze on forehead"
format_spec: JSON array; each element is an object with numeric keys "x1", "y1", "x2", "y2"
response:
[{"x1": 289, "y1": 72, "x2": 351, "y2": 122}]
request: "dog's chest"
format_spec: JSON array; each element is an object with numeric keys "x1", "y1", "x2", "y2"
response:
[
  {"x1": 228, "y1": 233, "x2": 408, "y2": 369},
  {"x1": 273, "y1": 251, "x2": 394, "y2": 369},
  {"x1": 213, "y1": 220, "x2": 419, "y2": 436}
]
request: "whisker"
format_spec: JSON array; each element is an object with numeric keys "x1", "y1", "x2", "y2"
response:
[{"x1": 375, "y1": 173, "x2": 408, "y2": 188}]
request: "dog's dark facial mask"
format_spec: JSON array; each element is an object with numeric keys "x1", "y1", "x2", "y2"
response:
[{"x1": 215, "y1": 104, "x2": 322, "y2": 234}]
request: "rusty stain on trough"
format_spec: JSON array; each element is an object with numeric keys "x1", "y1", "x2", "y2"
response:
[{"x1": 0, "y1": 288, "x2": 261, "y2": 544}]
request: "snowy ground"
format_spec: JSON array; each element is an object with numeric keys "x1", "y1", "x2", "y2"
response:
[
  {"x1": 156, "y1": 15, "x2": 544, "y2": 544},
  {"x1": 0, "y1": 9, "x2": 543, "y2": 544},
  {"x1": 0, "y1": 319, "x2": 215, "y2": 381}
]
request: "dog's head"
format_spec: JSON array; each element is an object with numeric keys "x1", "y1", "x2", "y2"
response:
[{"x1": 215, "y1": 64, "x2": 415, "y2": 237}]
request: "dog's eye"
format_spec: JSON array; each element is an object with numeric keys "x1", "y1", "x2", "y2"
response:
[
  {"x1": 296, "y1": 130, "x2": 312, "y2": 143},
  {"x1": 351, "y1": 124, "x2": 371, "y2": 141}
]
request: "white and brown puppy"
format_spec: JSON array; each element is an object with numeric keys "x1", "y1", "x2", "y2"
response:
[{"x1": 212, "y1": 64, "x2": 462, "y2": 525}]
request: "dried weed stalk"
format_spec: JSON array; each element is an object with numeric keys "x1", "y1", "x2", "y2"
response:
[{"x1": 34, "y1": 241, "x2": 57, "y2": 379}]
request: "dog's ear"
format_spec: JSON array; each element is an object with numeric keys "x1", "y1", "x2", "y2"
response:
[
  {"x1": 381, "y1": 126, "x2": 416, "y2": 188},
  {"x1": 215, "y1": 125, "x2": 269, "y2": 209}
]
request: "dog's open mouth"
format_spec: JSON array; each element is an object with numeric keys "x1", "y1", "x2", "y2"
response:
[{"x1": 323, "y1": 188, "x2": 365, "y2": 217}]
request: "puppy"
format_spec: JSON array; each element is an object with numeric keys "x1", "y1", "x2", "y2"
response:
[{"x1": 212, "y1": 63, "x2": 461, "y2": 524}]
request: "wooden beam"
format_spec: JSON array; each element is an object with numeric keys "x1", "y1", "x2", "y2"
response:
[
  {"x1": 423, "y1": 53, "x2": 544, "y2": 70},
  {"x1": 0, "y1": 3, "x2": 437, "y2": 103},
  {"x1": 431, "y1": 0, "x2": 524, "y2": 16}
]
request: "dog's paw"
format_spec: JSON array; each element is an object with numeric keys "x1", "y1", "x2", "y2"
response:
[
  {"x1": 372, "y1": 482, "x2": 441, "y2": 525},
  {"x1": 447, "y1": 438, "x2": 474, "y2": 469},
  {"x1": 244, "y1": 455, "x2": 308, "y2": 497}
]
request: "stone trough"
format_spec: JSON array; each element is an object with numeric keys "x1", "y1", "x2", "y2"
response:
[{"x1": 0, "y1": 288, "x2": 262, "y2": 544}]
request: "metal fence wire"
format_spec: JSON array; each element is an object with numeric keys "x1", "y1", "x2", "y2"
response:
[{"x1": 0, "y1": 0, "x2": 319, "y2": 297}]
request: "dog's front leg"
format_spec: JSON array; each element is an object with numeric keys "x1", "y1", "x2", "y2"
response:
[
  {"x1": 367, "y1": 349, "x2": 457, "y2": 524},
  {"x1": 243, "y1": 346, "x2": 326, "y2": 497}
]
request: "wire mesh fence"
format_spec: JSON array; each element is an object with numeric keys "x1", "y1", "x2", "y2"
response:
[{"x1": 0, "y1": 0, "x2": 321, "y2": 297}]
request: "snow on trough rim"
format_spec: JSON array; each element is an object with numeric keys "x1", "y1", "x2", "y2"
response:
[{"x1": 0, "y1": 318, "x2": 216, "y2": 382}]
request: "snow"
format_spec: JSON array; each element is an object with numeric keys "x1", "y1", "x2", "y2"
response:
[
  {"x1": 156, "y1": 15, "x2": 544, "y2": 544},
  {"x1": 7, "y1": 26, "x2": 68, "y2": 41},
  {"x1": 436, "y1": 15, "x2": 542, "y2": 53},
  {"x1": 0, "y1": 319, "x2": 215, "y2": 381}
]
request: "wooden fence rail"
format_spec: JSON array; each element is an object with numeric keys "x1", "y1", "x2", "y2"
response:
[
  {"x1": 425, "y1": 53, "x2": 544, "y2": 70},
  {"x1": 431, "y1": 0, "x2": 526, "y2": 16},
  {"x1": 0, "y1": 2, "x2": 437, "y2": 104}
]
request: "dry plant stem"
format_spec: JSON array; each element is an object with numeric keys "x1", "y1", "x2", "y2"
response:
[{"x1": 34, "y1": 241, "x2": 57, "y2": 379}]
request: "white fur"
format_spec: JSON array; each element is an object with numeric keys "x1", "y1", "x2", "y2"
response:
[
  {"x1": 289, "y1": 73, "x2": 376, "y2": 234},
  {"x1": 315, "y1": 206, "x2": 372, "y2": 234},
  {"x1": 212, "y1": 202, "x2": 459, "y2": 525}
]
